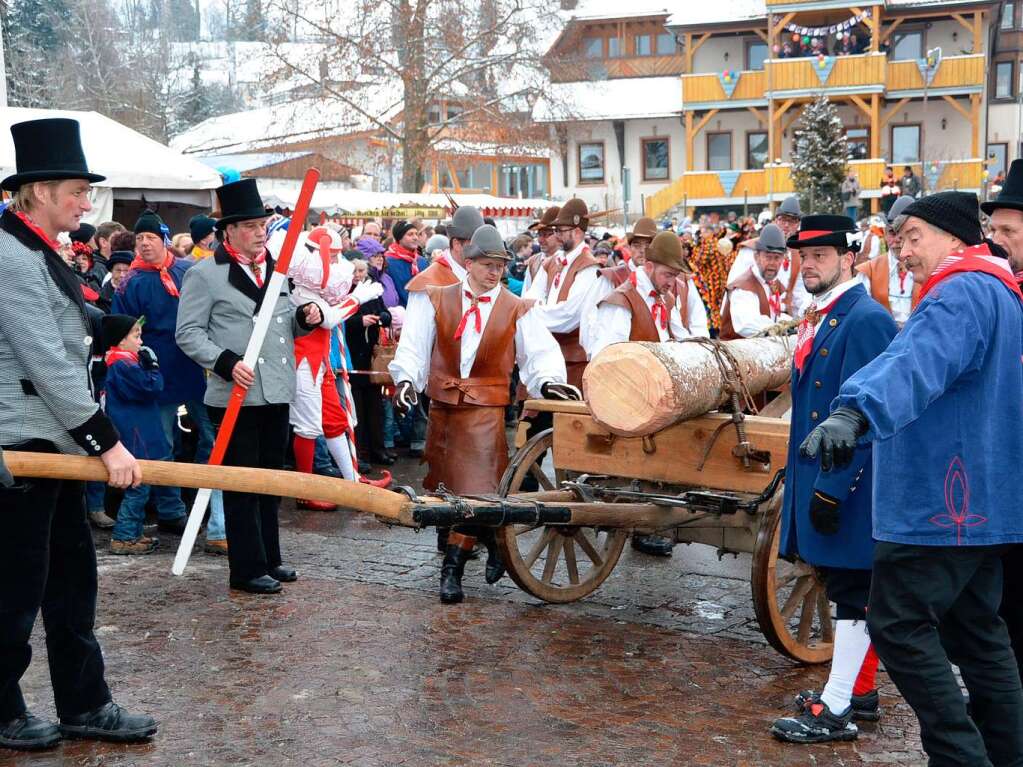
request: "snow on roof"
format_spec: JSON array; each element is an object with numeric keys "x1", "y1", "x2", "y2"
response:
[
  {"x1": 665, "y1": 1, "x2": 766, "y2": 29},
  {"x1": 0, "y1": 108, "x2": 221, "y2": 191},
  {"x1": 196, "y1": 152, "x2": 317, "y2": 173},
  {"x1": 533, "y1": 76, "x2": 682, "y2": 122},
  {"x1": 431, "y1": 138, "x2": 551, "y2": 158},
  {"x1": 257, "y1": 184, "x2": 554, "y2": 215}
]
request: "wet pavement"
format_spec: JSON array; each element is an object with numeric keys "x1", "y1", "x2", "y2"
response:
[{"x1": 4, "y1": 455, "x2": 926, "y2": 766}]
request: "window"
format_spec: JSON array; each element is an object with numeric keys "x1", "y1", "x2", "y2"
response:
[
  {"x1": 988, "y1": 143, "x2": 1008, "y2": 180},
  {"x1": 891, "y1": 124, "x2": 921, "y2": 163},
  {"x1": 996, "y1": 61, "x2": 1014, "y2": 99},
  {"x1": 583, "y1": 37, "x2": 602, "y2": 58},
  {"x1": 456, "y1": 162, "x2": 494, "y2": 193},
  {"x1": 746, "y1": 132, "x2": 768, "y2": 169},
  {"x1": 500, "y1": 162, "x2": 548, "y2": 197},
  {"x1": 608, "y1": 36, "x2": 622, "y2": 58},
  {"x1": 635, "y1": 34, "x2": 652, "y2": 56},
  {"x1": 1002, "y1": 2, "x2": 1015, "y2": 30},
  {"x1": 656, "y1": 32, "x2": 677, "y2": 56},
  {"x1": 891, "y1": 30, "x2": 923, "y2": 60},
  {"x1": 578, "y1": 142, "x2": 605, "y2": 183},
  {"x1": 642, "y1": 138, "x2": 670, "y2": 180},
  {"x1": 707, "y1": 132, "x2": 732, "y2": 171},
  {"x1": 746, "y1": 41, "x2": 768, "y2": 71},
  {"x1": 847, "y1": 127, "x2": 869, "y2": 160}
]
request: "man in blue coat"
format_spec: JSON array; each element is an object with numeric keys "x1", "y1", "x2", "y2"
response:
[
  {"x1": 802, "y1": 192, "x2": 1023, "y2": 767},
  {"x1": 771, "y1": 215, "x2": 897, "y2": 744}
]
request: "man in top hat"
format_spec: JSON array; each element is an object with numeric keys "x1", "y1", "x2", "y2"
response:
[
  {"x1": 522, "y1": 206, "x2": 560, "y2": 294},
  {"x1": 525, "y1": 198, "x2": 600, "y2": 388},
  {"x1": 0, "y1": 117, "x2": 157, "y2": 749},
  {"x1": 802, "y1": 191, "x2": 1023, "y2": 766},
  {"x1": 176, "y1": 178, "x2": 323, "y2": 595},
  {"x1": 855, "y1": 195, "x2": 920, "y2": 327},
  {"x1": 981, "y1": 158, "x2": 1023, "y2": 686},
  {"x1": 719, "y1": 223, "x2": 791, "y2": 339},
  {"x1": 389, "y1": 225, "x2": 573, "y2": 604},
  {"x1": 769, "y1": 215, "x2": 897, "y2": 744}
]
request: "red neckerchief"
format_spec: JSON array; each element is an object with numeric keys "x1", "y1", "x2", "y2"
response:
[
  {"x1": 81, "y1": 283, "x2": 99, "y2": 302},
  {"x1": 793, "y1": 293, "x2": 842, "y2": 374},
  {"x1": 918, "y1": 243, "x2": 1023, "y2": 305},
  {"x1": 454, "y1": 290, "x2": 492, "y2": 339},
  {"x1": 434, "y1": 255, "x2": 452, "y2": 271},
  {"x1": 129, "y1": 252, "x2": 180, "y2": 297},
  {"x1": 12, "y1": 210, "x2": 60, "y2": 252},
  {"x1": 104, "y1": 347, "x2": 139, "y2": 366},
  {"x1": 551, "y1": 255, "x2": 569, "y2": 292},
  {"x1": 223, "y1": 240, "x2": 267, "y2": 288},
  {"x1": 629, "y1": 273, "x2": 669, "y2": 330},
  {"x1": 768, "y1": 281, "x2": 783, "y2": 318},
  {"x1": 386, "y1": 243, "x2": 421, "y2": 276}
]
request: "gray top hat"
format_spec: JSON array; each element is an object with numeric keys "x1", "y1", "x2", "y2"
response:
[
  {"x1": 465, "y1": 224, "x2": 510, "y2": 260},
  {"x1": 753, "y1": 223, "x2": 787, "y2": 253},
  {"x1": 776, "y1": 195, "x2": 803, "y2": 220},
  {"x1": 887, "y1": 195, "x2": 916, "y2": 232},
  {"x1": 447, "y1": 206, "x2": 485, "y2": 240}
]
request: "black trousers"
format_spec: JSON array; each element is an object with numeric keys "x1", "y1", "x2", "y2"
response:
[
  {"x1": 1002, "y1": 545, "x2": 1023, "y2": 686},
  {"x1": 0, "y1": 441, "x2": 111, "y2": 720},
  {"x1": 817, "y1": 566, "x2": 871, "y2": 620},
  {"x1": 207, "y1": 404, "x2": 289, "y2": 582},
  {"x1": 868, "y1": 542, "x2": 1023, "y2": 767},
  {"x1": 350, "y1": 376, "x2": 384, "y2": 457}
]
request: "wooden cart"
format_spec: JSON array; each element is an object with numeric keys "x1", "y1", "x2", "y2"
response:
[{"x1": 494, "y1": 398, "x2": 833, "y2": 665}]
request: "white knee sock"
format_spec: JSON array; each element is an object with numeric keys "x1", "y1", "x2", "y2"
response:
[
  {"x1": 325, "y1": 436, "x2": 357, "y2": 481},
  {"x1": 821, "y1": 619, "x2": 872, "y2": 714}
]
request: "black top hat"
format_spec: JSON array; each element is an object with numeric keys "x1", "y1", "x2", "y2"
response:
[
  {"x1": 2, "y1": 118, "x2": 106, "y2": 192},
  {"x1": 981, "y1": 159, "x2": 1023, "y2": 215},
  {"x1": 786, "y1": 214, "x2": 859, "y2": 252},
  {"x1": 214, "y1": 178, "x2": 272, "y2": 230}
]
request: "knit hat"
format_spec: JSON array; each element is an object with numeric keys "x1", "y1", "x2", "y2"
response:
[
  {"x1": 901, "y1": 192, "x2": 982, "y2": 246},
  {"x1": 69, "y1": 222, "x2": 96, "y2": 245},
  {"x1": 189, "y1": 214, "x2": 216, "y2": 243},
  {"x1": 134, "y1": 210, "x2": 165, "y2": 238},
  {"x1": 425, "y1": 234, "x2": 449, "y2": 254},
  {"x1": 101, "y1": 313, "x2": 141, "y2": 349},
  {"x1": 107, "y1": 250, "x2": 134, "y2": 268},
  {"x1": 391, "y1": 220, "x2": 417, "y2": 242},
  {"x1": 355, "y1": 236, "x2": 385, "y2": 260}
]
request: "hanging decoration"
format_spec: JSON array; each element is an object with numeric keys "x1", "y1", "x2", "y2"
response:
[
  {"x1": 719, "y1": 69, "x2": 740, "y2": 98},
  {"x1": 784, "y1": 10, "x2": 870, "y2": 40},
  {"x1": 813, "y1": 53, "x2": 836, "y2": 84},
  {"x1": 716, "y1": 170, "x2": 741, "y2": 196},
  {"x1": 924, "y1": 161, "x2": 942, "y2": 190}
]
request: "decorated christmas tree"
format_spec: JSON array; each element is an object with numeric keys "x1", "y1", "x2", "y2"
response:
[{"x1": 791, "y1": 95, "x2": 849, "y2": 215}]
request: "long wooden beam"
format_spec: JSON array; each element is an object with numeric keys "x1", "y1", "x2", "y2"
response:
[
  {"x1": 747, "y1": 106, "x2": 766, "y2": 125},
  {"x1": 941, "y1": 94, "x2": 971, "y2": 121},
  {"x1": 881, "y1": 97, "x2": 909, "y2": 127},
  {"x1": 879, "y1": 17, "x2": 903, "y2": 44},
  {"x1": 848, "y1": 93, "x2": 873, "y2": 120},
  {"x1": 694, "y1": 108, "x2": 720, "y2": 136},
  {"x1": 772, "y1": 12, "x2": 796, "y2": 39}
]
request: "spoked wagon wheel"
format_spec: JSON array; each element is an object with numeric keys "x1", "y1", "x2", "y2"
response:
[
  {"x1": 496, "y1": 428, "x2": 628, "y2": 604},
  {"x1": 751, "y1": 489, "x2": 834, "y2": 664}
]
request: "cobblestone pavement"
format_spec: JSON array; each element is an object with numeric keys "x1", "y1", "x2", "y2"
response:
[{"x1": 3, "y1": 456, "x2": 926, "y2": 767}]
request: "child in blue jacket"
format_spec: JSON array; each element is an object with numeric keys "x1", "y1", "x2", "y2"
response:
[{"x1": 102, "y1": 314, "x2": 188, "y2": 554}]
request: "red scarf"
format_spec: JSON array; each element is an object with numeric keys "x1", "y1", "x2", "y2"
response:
[
  {"x1": 104, "y1": 347, "x2": 139, "y2": 366},
  {"x1": 454, "y1": 290, "x2": 492, "y2": 339},
  {"x1": 434, "y1": 255, "x2": 452, "y2": 271},
  {"x1": 918, "y1": 244, "x2": 1023, "y2": 305},
  {"x1": 794, "y1": 293, "x2": 842, "y2": 374},
  {"x1": 12, "y1": 210, "x2": 60, "y2": 252},
  {"x1": 768, "y1": 282, "x2": 783, "y2": 318},
  {"x1": 223, "y1": 240, "x2": 267, "y2": 288},
  {"x1": 629, "y1": 273, "x2": 669, "y2": 331},
  {"x1": 130, "y1": 252, "x2": 180, "y2": 297},
  {"x1": 386, "y1": 243, "x2": 421, "y2": 276}
]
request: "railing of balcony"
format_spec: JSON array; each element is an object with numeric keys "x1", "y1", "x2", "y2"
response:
[
  {"x1": 681, "y1": 70, "x2": 767, "y2": 104},
  {"x1": 766, "y1": 52, "x2": 886, "y2": 92},
  {"x1": 886, "y1": 54, "x2": 985, "y2": 91}
]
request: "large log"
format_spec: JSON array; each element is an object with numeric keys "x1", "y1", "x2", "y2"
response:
[{"x1": 582, "y1": 336, "x2": 795, "y2": 437}]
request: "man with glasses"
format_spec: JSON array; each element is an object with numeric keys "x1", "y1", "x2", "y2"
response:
[{"x1": 522, "y1": 206, "x2": 560, "y2": 294}]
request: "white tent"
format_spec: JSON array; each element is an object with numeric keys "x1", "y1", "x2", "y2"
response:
[{"x1": 0, "y1": 108, "x2": 222, "y2": 224}]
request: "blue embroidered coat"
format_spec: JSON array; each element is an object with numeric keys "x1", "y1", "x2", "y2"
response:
[
  {"x1": 835, "y1": 272, "x2": 1023, "y2": 546},
  {"x1": 780, "y1": 284, "x2": 898, "y2": 569},
  {"x1": 112, "y1": 258, "x2": 207, "y2": 406},
  {"x1": 386, "y1": 255, "x2": 429, "y2": 307}
]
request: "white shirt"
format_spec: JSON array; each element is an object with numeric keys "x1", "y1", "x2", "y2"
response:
[
  {"x1": 389, "y1": 279, "x2": 566, "y2": 397},
  {"x1": 404, "y1": 254, "x2": 467, "y2": 317},
  {"x1": 801, "y1": 277, "x2": 861, "y2": 341},
  {"x1": 727, "y1": 244, "x2": 808, "y2": 318},
  {"x1": 721, "y1": 262, "x2": 790, "y2": 337},
  {"x1": 521, "y1": 250, "x2": 555, "y2": 294},
  {"x1": 887, "y1": 252, "x2": 913, "y2": 326},
  {"x1": 526, "y1": 241, "x2": 599, "y2": 333},
  {"x1": 586, "y1": 270, "x2": 708, "y2": 359}
]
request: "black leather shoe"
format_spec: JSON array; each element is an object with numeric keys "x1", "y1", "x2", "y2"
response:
[
  {"x1": 631, "y1": 534, "x2": 674, "y2": 557},
  {"x1": 314, "y1": 465, "x2": 343, "y2": 479},
  {"x1": 269, "y1": 565, "x2": 298, "y2": 583},
  {"x1": 156, "y1": 516, "x2": 188, "y2": 535},
  {"x1": 439, "y1": 544, "x2": 469, "y2": 604},
  {"x1": 229, "y1": 575, "x2": 282, "y2": 594},
  {"x1": 484, "y1": 540, "x2": 505, "y2": 584},
  {"x1": 59, "y1": 702, "x2": 157, "y2": 743},
  {"x1": 370, "y1": 451, "x2": 395, "y2": 466},
  {"x1": 0, "y1": 712, "x2": 61, "y2": 750}
]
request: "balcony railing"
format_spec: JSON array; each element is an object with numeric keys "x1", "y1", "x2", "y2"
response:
[
  {"x1": 549, "y1": 54, "x2": 685, "y2": 83},
  {"x1": 886, "y1": 54, "x2": 985, "y2": 92},
  {"x1": 681, "y1": 69, "x2": 767, "y2": 106},
  {"x1": 766, "y1": 53, "x2": 886, "y2": 94}
]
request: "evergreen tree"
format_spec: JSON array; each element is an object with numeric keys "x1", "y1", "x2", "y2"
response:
[
  {"x1": 2, "y1": 0, "x2": 73, "y2": 106},
  {"x1": 790, "y1": 94, "x2": 849, "y2": 215}
]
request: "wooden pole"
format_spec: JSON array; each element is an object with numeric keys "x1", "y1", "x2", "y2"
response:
[{"x1": 582, "y1": 337, "x2": 795, "y2": 437}]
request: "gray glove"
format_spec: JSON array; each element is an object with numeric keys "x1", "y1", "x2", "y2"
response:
[
  {"x1": 393, "y1": 381, "x2": 419, "y2": 416},
  {"x1": 0, "y1": 447, "x2": 14, "y2": 488},
  {"x1": 541, "y1": 382, "x2": 583, "y2": 401}
]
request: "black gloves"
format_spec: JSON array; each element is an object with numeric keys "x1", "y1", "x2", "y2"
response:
[
  {"x1": 799, "y1": 406, "x2": 868, "y2": 471},
  {"x1": 393, "y1": 381, "x2": 419, "y2": 416},
  {"x1": 379, "y1": 308, "x2": 392, "y2": 328},
  {"x1": 138, "y1": 346, "x2": 159, "y2": 371},
  {"x1": 809, "y1": 490, "x2": 841, "y2": 535},
  {"x1": 541, "y1": 382, "x2": 582, "y2": 401}
]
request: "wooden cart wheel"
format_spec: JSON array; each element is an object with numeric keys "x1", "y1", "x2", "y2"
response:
[
  {"x1": 496, "y1": 428, "x2": 628, "y2": 604},
  {"x1": 751, "y1": 488, "x2": 835, "y2": 664}
]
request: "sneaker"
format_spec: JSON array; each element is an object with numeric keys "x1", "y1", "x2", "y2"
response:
[
  {"x1": 59, "y1": 702, "x2": 157, "y2": 743},
  {"x1": 204, "y1": 538, "x2": 228, "y2": 556},
  {"x1": 110, "y1": 537, "x2": 158, "y2": 555},
  {"x1": 793, "y1": 689, "x2": 880, "y2": 722},
  {"x1": 772, "y1": 695, "x2": 858, "y2": 743},
  {"x1": 88, "y1": 510, "x2": 115, "y2": 529},
  {"x1": 156, "y1": 516, "x2": 188, "y2": 535},
  {"x1": 0, "y1": 711, "x2": 61, "y2": 750}
]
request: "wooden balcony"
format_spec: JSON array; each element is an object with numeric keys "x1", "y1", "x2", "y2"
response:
[
  {"x1": 886, "y1": 54, "x2": 985, "y2": 94},
  {"x1": 549, "y1": 54, "x2": 685, "y2": 83},
  {"x1": 681, "y1": 70, "x2": 767, "y2": 107},
  {"x1": 766, "y1": 53, "x2": 886, "y2": 94}
]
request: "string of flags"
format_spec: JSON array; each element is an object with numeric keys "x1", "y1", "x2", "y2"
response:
[{"x1": 784, "y1": 10, "x2": 870, "y2": 40}]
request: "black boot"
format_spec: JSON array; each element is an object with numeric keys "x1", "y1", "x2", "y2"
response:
[
  {"x1": 631, "y1": 533, "x2": 674, "y2": 557},
  {"x1": 439, "y1": 544, "x2": 469, "y2": 604},
  {"x1": 436, "y1": 526, "x2": 449, "y2": 553},
  {"x1": 0, "y1": 712, "x2": 61, "y2": 750},
  {"x1": 484, "y1": 537, "x2": 505, "y2": 584}
]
